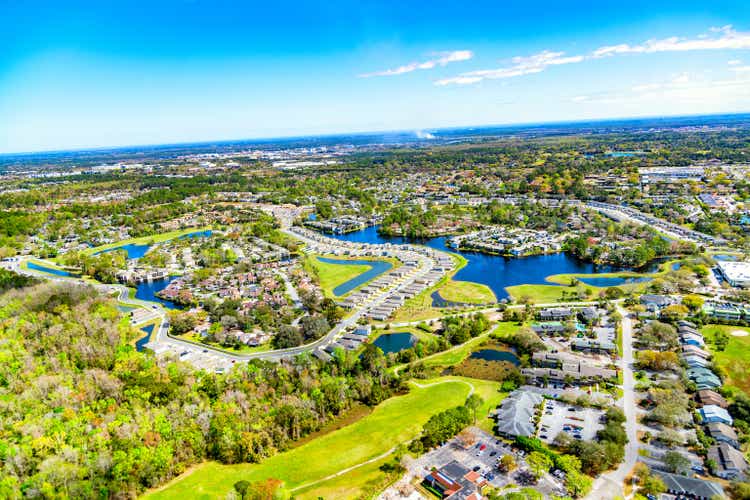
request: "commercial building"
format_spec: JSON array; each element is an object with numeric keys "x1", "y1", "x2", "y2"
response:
[{"x1": 716, "y1": 261, "x2": 750, "y2": 288}]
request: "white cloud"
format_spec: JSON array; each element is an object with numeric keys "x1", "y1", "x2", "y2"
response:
[
  {"x1": 435, "y1": 26, "x2": 750, "y2": 87},
  {"x1": 731, "y1": 65, "x2": 750, "y2": 73},
  {"x1": 359, "y1": 50, "x2": 473, "y2": 77},
  {"x1": 435, "y1": 50, "x2": 584, "y2": 86},
  {"x1": 592, "y1": 25, "x2": 750, "y2": 58},
  {"x1": 571, "y1": 96, "x2": 589, "y2": 102}
]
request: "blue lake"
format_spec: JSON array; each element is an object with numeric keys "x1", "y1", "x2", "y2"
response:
[
  {"x1": 317, "y1": 256, "x2": 392, "y2": 296},
  {"x1": 135, "y1": 276, "x2": 182, "y2": 309},
  {"x1": 179, "y1": 229, "x2": 213, "y2": 240},
  {"x1": 372, "y1": 332, "x2": 417, "y2": 354},
  {"x1": 469, "y1": 349, "x2": 520, "y2": 365},
  {"x1": 135, "y1": 324, "x2": 155, "y2": 352},
  {"x1": 96, "y1": 243, "x2": 151, "y2": 259},
  {"x1": 325, "y1": 226, "x2": 640, "y2": 300},
  {"x1": 27, "y1": 261, "x2": 80, "y2": 277},
  {"x1": 577, "y1": 276, "x2": 652, "y2": 287}
]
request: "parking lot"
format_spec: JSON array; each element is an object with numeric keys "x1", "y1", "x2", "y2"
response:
[
  {"x1": 538, "y1": 400, "x2": 604, "y2": 444},
  {"x1": 407, "y1": 429, "x2": 514, "y2": 488}
]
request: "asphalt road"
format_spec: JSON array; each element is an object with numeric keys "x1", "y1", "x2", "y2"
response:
[{"x1": 586, "y1": 305, "x2": 638, "y2": 500}]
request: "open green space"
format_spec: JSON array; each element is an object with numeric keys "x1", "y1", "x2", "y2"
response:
[
  {"x1": 505, "y1": 283, "x2": 593, "y2": 303},
  {"x1": 392, "y1": 321, "x2": 522, "y2": 375},
  {"x1": 303, "y1": 254, "x2": 398, "y2": 298},
  {"x1": 80, "y1": 226, "x2": 213, "y2": 257},
  {"x1": 144, "y1": 378, "x2": 473, "y2": 500},
  {"x1": 294, "y1": 454, "x2": 396, "y2": 500},
  {"x1": 438, "y1": 279, "x2": 496, "y2": 304},
  {"x1": 702, "y1": 324, "x2": 750, "y2": 396}
]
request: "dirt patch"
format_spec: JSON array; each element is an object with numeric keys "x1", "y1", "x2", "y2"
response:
[{"x1": 731, "y1": 330, "x2": 749, "y2": 337}]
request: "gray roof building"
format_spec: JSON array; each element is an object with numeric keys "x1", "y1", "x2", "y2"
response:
[
  {"x1": 495, "y1": 390, "x2": 542, "y2": 438},
  {"x1": 655, "y1": 471, "x2": 724, "y2": 500}
]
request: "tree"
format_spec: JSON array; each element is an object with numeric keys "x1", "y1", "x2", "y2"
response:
[
  {"x1": 498, "y1": 454, "x2": 517, "y2": 473},
  {"x1": 640, "y1": 474, "x2": 666, "y2": 496},
  {"x1": 664, "y1": 451, "x2": 690, "y2": 475},
  {"x1": 682, "y1": 294, "x2": 704, "y2": 312},
  {"x1": 465, "y1": 394, "x2": 484, "y2": 424},
  {"x1": 273, "y1": 325, "x2": 303, "y2": 348},
  {"x1": 566, "y1": 470, "x2": 593, "y2": 498},
  {"x1": 360, "y1": 343, "x2": 386, "y2": 378},
  {"x1": 526, "y1": 451, "x2": 553, "y2": 479}
]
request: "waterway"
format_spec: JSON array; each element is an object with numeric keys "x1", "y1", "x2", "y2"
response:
[
  {"x1": 316, "y1": 256, "x2": 392, "y2": 296},
  {"x1": 469, "y1": 349, "x2": 520, "y2": 365},
  {"x1": 95, "y1": 229, "x2": 213, "y2": 259},
  {"x1": 135, "y1": 324, "x2": 155, "y2": 352},
  {"x1": 372, "y1": 332, "x2": 417, "y2": 354},
  {"x1": 27, "y1": 261, "x2": 80, "y2": 277},
  {"x1": 134, "y1": 276, "x2": 182, "y2": 309},
  {"x1": 325, "y1": 226, "x2": 648, "y2": 300}
]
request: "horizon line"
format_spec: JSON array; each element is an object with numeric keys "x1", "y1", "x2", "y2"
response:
[{"x1": 3, "y1": 110, "x2": 750, "y2": 158}]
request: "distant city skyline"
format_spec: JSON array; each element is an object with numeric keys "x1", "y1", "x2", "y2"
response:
[{"x1": 2, "y1": 0, "x2": 750, "y2": 154}]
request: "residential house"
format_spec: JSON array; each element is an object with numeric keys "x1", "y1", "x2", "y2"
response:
[
  {"x1": 706, "y1": 422, "x2": 740, "y2": 449},
  {"x1": 697, "y1": 390, "x2": 728, "y2": 409},
  {"x1": 531, "y1": 322, "x2": 565, "y2": 334},
  {"x1": 655, "y1": 471, "x2": 724, "y2": 500},
  {"x1": 682, "y1": 344, "x2": 711, "y2": 360},
  {"x1": 640, "y1": 294, "x2": 678, "y2": 313},
  {"x1": 708, "y1": 442, "x2": 748, "y2": 479},
  {"x1": 538, "y1": 307, "x2": 573, "y2": 321},
  {"x1": 571, "y1": 338, "x2": 617, "y2": 354},
  {"x1": 699, "y1": 405, "x2": 733, "y2": 425},
  {"x1": 495, "y1": 390, "x2": 542, "y2": 438}
]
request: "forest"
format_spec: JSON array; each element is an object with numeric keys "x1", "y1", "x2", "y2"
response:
[{"x1": 0, "y1": 279, "x2": 401, "y2": 498}]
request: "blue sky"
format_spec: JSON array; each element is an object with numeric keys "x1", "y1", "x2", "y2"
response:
[{"x1": 2, "y1": 0, "x2": 750, "y2": 153}]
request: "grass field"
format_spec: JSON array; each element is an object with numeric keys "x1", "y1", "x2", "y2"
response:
[
  {"x1": 504, "y1": 283, "x2": 591, "y2": 303},
  {"x1": 702, "y1": 324, "x2": 750, "y2": 396},
  {"x1": 304, "y1": 254, "x2": 398, "y2": 298},
  {"x1": 145, "y1": 378, "x2": 474, "y2": 500},
  {"x1": 80, "y1": 227, "x2": 213, "y2": 257},
  {"x1": 294, "y1": 455, "x2": 397, "y2": 500},
  {"x1": 438, "y1": 280, "x2": 496, "y2": 304}
]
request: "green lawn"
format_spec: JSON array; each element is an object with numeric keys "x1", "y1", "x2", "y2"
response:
[
  {"x1": 438, "y1": 280, "x2": 496, "y2": 304},
  {"x1": 702, "y1": 324, "x2": 750, "y2": 396},
  {"x1": 144, "y1": 378, "x2": 473, "y2": 500},
  {"x1": 294, "y1": 455, "x2": 396, "y2": 500},
  {"x1": 505, "y1": 283, "x2": 589, "y2": 303},
  {"x1": 80, "y1": 227, "x2": 214, "y2": 257},
  {"x1": 304, "y1": 254, "x2": 398, "y2": 298}
]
